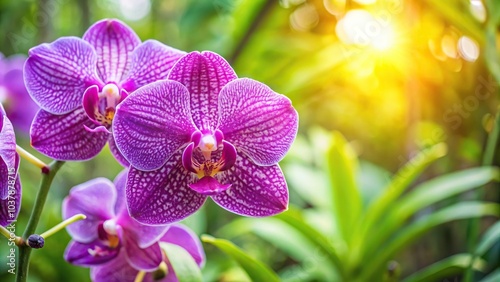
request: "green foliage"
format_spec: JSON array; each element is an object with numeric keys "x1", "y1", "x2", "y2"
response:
[
  {"x1": 161, "y1": 243, "x2": 203, "y2": 282},
  {"x1": 201, "y1": 235, "x2": 280, "y2": 282}
]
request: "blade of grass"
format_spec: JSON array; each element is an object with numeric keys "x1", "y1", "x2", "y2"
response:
[
  {"x1": 402, "y1": 254, "x2": 486, "y2": 282},
  {"x1": 275, "y1": 208, "x2": 347, "y2": 280},
  {"x1": 361, "y1": 167, "x2": 499, "y2": 260},
  {"x1": 359, "y1": 202, "x2": 500, "y2": 280},
  {"x1": 350, "y1": 144, "x2": 447, "y2": 266},
  {"x1": 201, "y1": 235, "x2": 280, "y2": 282},
  {"x1": 327, "y1": 132, "x2": 362, "y2": 243}
]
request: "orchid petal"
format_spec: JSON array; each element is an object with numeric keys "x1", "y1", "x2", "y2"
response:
[
  {"x1": 82, "y1": 85, "x2": 100, "y2": 125},
  {"x1": 0, "y1": 111, "x2": 17, "y2": 199},
  {"x1": 121, "y1": 229, "x2": 163, "y2": 271},
  {"x1": 113, "y1": 80, "x2": 196, "y2": 171},
  {"x1": 168, "y1": 51, "x2": 237, "y2": 131},
  {"x1": 120, "y1": 40, "x2": 185, "y2": 92},
  {"x1": 127, "y1": 152, "x2": 207, "y2": 225},
  {"x1": 218, "y1": 78, "x2": 298, "y2": 166},
  {"x1": 83, "y1": 19, "x2": 140, "y2": 83},
  {"x1": 62, "y1": 178, "x2": 117, "y2": 243},
  {"x1": 161, "y1": 224, "x2": 205, "y2": 267},
  {"x1": 30, "y1": 108, "x2": 109, "y2": 161},
  {"x1": 64, "y1": 239, "x2": 120, "y2": 266},
  {"x1": 24, "y1": 37, "x2": 101, "y2": 114},
  {"x1": 118, "y1": 168, "x2": 169, "y2": 248},
  {"x1": 113, "y1": 169, "x2": 128, "y2": 215},
  {"x1": 108, "y1": 135, "x2": 130, "y2": 168},
  {"x1": 0, "y1": 174, "x2": 21, "y2": 226},
  {"x1": 90, "y1": 251, "x2": 139, "y2": 282},
  {"x1": 212, "y1": 154, "x2": 288, "y2": 217}
]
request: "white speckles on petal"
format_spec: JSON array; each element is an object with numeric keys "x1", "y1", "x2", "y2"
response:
[
  {"x1": 30, "y1": 107, "x2": 109, "y2": 161},
  {"x1": 168, "y1": 51, "x2": 237, "y2": 131},
  {"x1": 25, "y1": 37, "x2": 101, "y2": 114},
  {"x1": 83, "y1": 19, "x2": 141, "y2": 83},
  {"x1": 126, "y1": 151, "x2": 207, "y2": 225},
  {"x1": 211, "y1": 153, "x2": 288, "y2": 217},
  {"x1": 113, "y1": 80, "x2": 196, "y2": 171},
  {"x1": 218, "y1": 78, "x2": 299, "y2": 166}
]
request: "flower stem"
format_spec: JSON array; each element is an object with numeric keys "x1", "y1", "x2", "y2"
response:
[
  {"x1": 39, "y1": 214, "x2": 86, "y2": 239},
  {"x1": 16, "y1": 160, "x2": 65, "y2": 282},
  {"x1": 134, "y1": 271, "x2": 146, "y2": 282},
  {"x1": 0, "y1": 225, "x2": 23, "y2": 245},
  {"x1": 15, "y1": 145, "x2": 49, "y2": 173}
]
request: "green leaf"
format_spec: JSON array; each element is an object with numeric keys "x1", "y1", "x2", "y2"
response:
[
  {"x1": 480, "y1": 269, "x2": 500, "y2": 282},
  {"x1": 327, "y1": 131, "x2": 362, "y2": 241},
  {"x1": 218, "y1": 217, "x2": 339, "y2": 281},
  {"x1": 359, "y1": 202, "x2": 500, "y2": 280},
  {"x1": 476, "y1": 220, "x2": 500, "y2": 256},
  {"x1": 160, "y1": 243, "x2": 202, "y2": 282},
  {"x1": 363, "y1": 167, "x2": 499, "y2": 259},
  {"x1": 218, "y1": 217, "x2": 317, "y2": 263},
  {"x1": 201, "y1": 235, "x2": 280, "y2": 282},
  {"x1": 351, "y1": 144, "x2": 447, "y2": 262},
  {"x1": 402, "y1": 254, "x2": 487, "y2": 282},
  {"x1": 275, "y1": 208, "x2": 346, "y2": 279}
]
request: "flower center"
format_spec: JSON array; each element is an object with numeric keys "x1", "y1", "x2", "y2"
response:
[
  {"x1": 94, "y1": 84, "x2": 121, "y2": 127},
  {"x1": 99, "y1": 219, "x2": 120, "y2": 248},
  {"x1": 83, "y1": 83, "x2": 126, "y2": 131},
  {"x1": 182, "y1": 130, "x2": 237, "y2": 195}
]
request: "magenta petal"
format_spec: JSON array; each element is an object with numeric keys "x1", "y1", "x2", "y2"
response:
[
  {"x1": 24, "y1": 37, "x2": 101, "y2": 114},
  {"x1": 122, "y1": 229, "x2": 163, "y2": 271},
  {"x1": 82, "y1": 85, "x2": 100, "y2": 125},
  {"x1": 83, "y1": 19, "x2": 141, "y2": 83},
  {"x1": 189, "y1": 176, "x2": 231, "y2": 196},
  {"x1": 62, "y1": 178, "x2": 117, "y2": 243},
  {"x1": 211, "y1": 154, "x2": 288, "y2": 217},
  {"x1": 113, "y1": 80, "x2": 196, "y2": 171},
  {"x1": 0, "y1": 110, "x2": 17, "y2": 199},
  {"x1": 64, "y1": 239, "x2": 120, "y2": 266},
  {"x1": 90, "y1": 250, "x2": 139, "y2": 282},
  {"x1": 168, "y1": 51, "x2": 237, "y2": 131},
  {"x1": 127, "y1": 152, "x2": 207, "y2": 224},
  {"x1": 108, "y1": 135, "x2": 130, "y2": 167},
  {"x1": 218, "y1": 78, "x2": 298, "y2": 166},
  {"x1": 30, "y1": 108, "x2": 109, "y2": 161},
  {"x1": 0, "y1": 174, "x2": 21, "y2": 226},
  {"x1": 161, "y1": 224, "x2": 205, "y2": 267},
  {"x1": 113, "y1": 169, "x2": 128, "y2": 215},
  {"x1": 120, "y1": 40, "x2": 185, "y2": 92}
]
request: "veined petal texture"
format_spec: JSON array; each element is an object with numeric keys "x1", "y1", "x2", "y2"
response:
[
  {"x1": 218, "y1": 78, "x2": 298, "y2": 166},
  {"x1": 24, "y1": 37, "x2": 100, "y2": 114},
  {"x1": 168, "y1": 51, "x2": 237, "y2": 131},
  {"x1": 83, "y1": 19, "x2": 140, "y2": 83},
  {"x1": 113, "y1": 80, "x2": 196, "y2": 171}
]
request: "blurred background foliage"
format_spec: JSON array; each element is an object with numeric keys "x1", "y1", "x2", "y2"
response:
[{"x1": 0, "y1": 0, "x2": 500, "y2": 281}]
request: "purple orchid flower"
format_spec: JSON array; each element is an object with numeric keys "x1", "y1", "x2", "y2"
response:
[
  {"x1": 0, "y1": 53, "x2": 39, "y2": 134},
  {"x1": 63, "y1": 170, "x2": 169, "y2": 271},
  {"x1": 113, "y1": 51, "x2": 299, "y2": 224},
  {"x1": 25, "y1": 18, "x2": 185, "y2": 166},
  {"x1": 90, "y1": 224, "x2": 205, "y2": 282},
  {"x1": 0, "y1": 104, "x2": 21, "y2": 226}
]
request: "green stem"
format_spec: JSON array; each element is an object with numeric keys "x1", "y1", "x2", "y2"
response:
[
  {"x1": 39, "y1": 214, "x2": 86, "y2": 239},
  {"x1": 16, "y1": 161, "x2": 65, "y2": 282}
]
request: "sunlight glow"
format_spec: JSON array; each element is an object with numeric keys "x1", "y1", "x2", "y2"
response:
[
  {"x1": 336, "y1": 9, "x2": 396, "y2": 51},
  {"x1": 115, "y1": 0, "x2": 151, "y2": 21}
]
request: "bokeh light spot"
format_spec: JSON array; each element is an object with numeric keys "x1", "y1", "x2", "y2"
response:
[{"x1": 458, "y1": 36, "x2": 480, "y2": 62}]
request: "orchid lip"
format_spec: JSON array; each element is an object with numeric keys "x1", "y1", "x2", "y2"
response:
[{"x1": 82, "y1": 83, "x2": 127, "y2": 129}]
